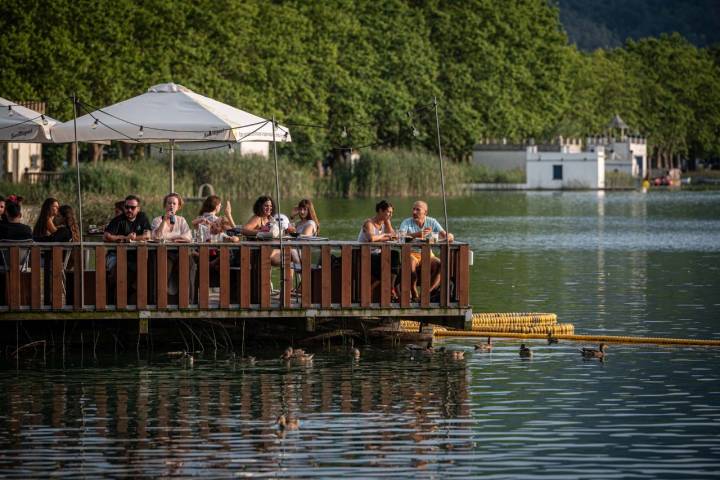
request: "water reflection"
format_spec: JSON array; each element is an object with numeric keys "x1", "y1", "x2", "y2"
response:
[{"x1": 1, "y1": 345, "x2": 719, "y2": 477}]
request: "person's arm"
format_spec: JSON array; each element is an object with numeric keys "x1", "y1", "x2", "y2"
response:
[
  {"x1": 362, "y1": 220, "x2": 391, "y2": 242},
  {"x1": 191, "y1": 216, "x2": 208, "y2": 227},
  {"x1": 174, "y1": 217, "x2": 192, "y2": 242},
  {"x1": 151, "y1": 216, "x2": 167, "y2": 240},
  {"x1": 46, "y1": 217, "x2": 58, "y2": 235},
  {"x1": 241, "y1": 216, "x2": 260, "y2": 237},
  {"x1": 103, "y1": 219, "x2": 126, "y2": 242},
  {"x1": 384, "y1": 218, "x2": 394, "y2": 234},
  {"x1": 224, "y1": 201, "x2": 236, "y2": 228}
]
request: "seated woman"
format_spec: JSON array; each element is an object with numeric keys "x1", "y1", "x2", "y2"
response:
[
  {"x1": 358, "y1": 200, "x2": 400, "y2": 299},
  {"x1": 50, "y1": 205, "x2": 80, "y2": 242},
  {"x1": 151, "y1": 193, "x2": 192, "y2": 243},
  {"x1": 242, "y1": 195, "x2": 281, "y2": 266},
  {"x1": 151, "y1": 193, "x2": 192, "y2": 297},
  {"x1": 32, "y1": 197, "x2": 60, "y2": 241},
  {"x1": 192, "y1": 195, "x2": 236, "y2": 237},
  {"x1": 290, "y1": 198, "x2": 319, "y2": 237}
]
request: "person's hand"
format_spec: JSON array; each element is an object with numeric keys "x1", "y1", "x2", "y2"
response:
[
  {"x1": 224, "y1": 200, "x2": 232, "y2": 216},
  {"x1": 446, "y1": 232, "x2": 454, "y2": 243},
  {"x1": 128, "y1": 232, "x2": 137, "y2": 241},
  {"x1": 286, "y1": 225, "x2": 296, "y2": 234},
  {"x1": 422, "y1": 227, "x2": 432, "y2": 239}
]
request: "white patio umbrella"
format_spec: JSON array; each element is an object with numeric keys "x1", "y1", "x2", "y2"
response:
[
  {"x1": 0, "y1": 97, "x2": 59, "y2": 143},
  {"x1": 51, "y1": 83, "x2": 291, "y2": 192}
]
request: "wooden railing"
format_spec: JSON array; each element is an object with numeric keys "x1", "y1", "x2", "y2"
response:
[{"x1": 0, "y1": 241, "x2": 470, "y2": 316}]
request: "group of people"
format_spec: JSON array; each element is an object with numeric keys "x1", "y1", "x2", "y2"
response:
[
  {"x1": 0, "y1": 195, "x2": 80, "y2": 243},
  {"x1": 1, "y1": 191, "x2": 453, "y2": 300}
]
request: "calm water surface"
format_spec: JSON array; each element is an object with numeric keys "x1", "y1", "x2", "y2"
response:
[{"x1": 1, "y1": 191, "x2": 719, "y2": 478}]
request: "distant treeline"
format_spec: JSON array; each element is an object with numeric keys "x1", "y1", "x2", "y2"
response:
[{"x1": 1, "y1": 0, "x2": 719, "y2": 171}]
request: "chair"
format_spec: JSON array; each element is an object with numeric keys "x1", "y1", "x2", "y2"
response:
[{"x1": 0, "y1": 239, "x2": 33, "y2": 273}]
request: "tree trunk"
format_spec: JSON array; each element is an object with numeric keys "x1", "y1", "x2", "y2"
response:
[
  {"x1": 316, "y1": 159, "x2": 324, "y2": 178},
  {"x1": 67, "y1": 143, "x2": 77, "y2": 167},
  {"x1": 91, "y1": 144, "x2": 104, "y2": 165},
  {"x1": 120, "y1": 143, "x2": 132, "y2": 159}
]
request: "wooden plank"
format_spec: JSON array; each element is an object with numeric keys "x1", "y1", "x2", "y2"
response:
[
  {"x1": 457, "y1": 244, "x2": 470, "y2": 306},
  {"x1": 360, "y1": 245, "x2": 371, "y2": 307},
  {"x1": 50, "y1": 247, "x2": 64, "y2": 310},
  {"x1": 30, "y1": 247, "x2": 41, "y2": 309},
  {"x1": 95, "y1": 246, "x2": 106, "y2": 311},
  {"x1": 156, "y1": 246, "x2": 167, "y2": 309},
  {"x1": 239, "y1": 246, "x2": 250, "y2": 308},
  {"x1": 198, "y1": 245, "x2": 209, "y2": 308},
  {"x1": 439, "y1": 244, "x2": 449, "y2": 307},
  {"x1": 341, "y1": 245, "x2": 352, "y2": 307},
  {"x1": 321, "y1": 246, "x2": 331, "y2": 307},
  {"x1": 400, "y1": 245, "x2": 412, "y2": 307},
  {"x1": 259, "y1": 246, "x2": 271, "y2": 308},
  {"x1": 178, "y1": 246, "x2": 190, "y2": 308},
  {"x1": 136, "y1": 246, "x2": 148, "y2": 309},
  {"x1": 282, "y1": 247, "x2": 292, "y2": 308},
  {"x1": 380, "y1": 245, "x2": 391, "y2": 307},
  {"x1": 73, "y1": 247, "x2": 82, "y2": 310},
  {"x1": 8, "y1": 247, "x2": 20, "y2": 310},
  {"x1": 300, "y1": 245, "x2": 311, "y2": 307},
  {"x1": 219, "y1": 247, "x2": 230, "y2": 308},
  {"x1": 116, "y1": 246, "x2": 127, "y2": 310},
  {"x1": 420, "y1": 245, "x2": 431, "y2": 307}
]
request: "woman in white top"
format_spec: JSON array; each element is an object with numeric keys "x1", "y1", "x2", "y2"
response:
[
  {"x1": 151, "y1": 193, "x2": 192, "y2": 242},
  {"x1": 151, "y1": 193, "x2": 192, "y2": 296},
  {"x1": 290, "y1": 198, "x2": 320, "y2": 237}
]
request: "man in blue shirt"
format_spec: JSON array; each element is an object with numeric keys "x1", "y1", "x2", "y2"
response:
[{"x1": 398, "y1": 201, "x2": 453, "y2": 300}]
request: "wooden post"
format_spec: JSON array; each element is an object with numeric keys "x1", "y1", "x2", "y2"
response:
[
  {"x1": 400, "y1": 245, "x2": 412, "y2": 307},
  {"x1": 260, "y1": 246, "x2": 271, "y2": 308},
  {"x1": 156, "y1": 246, "x2": 167, "y2": 309},
  {"x1": 420, "y1": 245, "x2": 431, "y2": 307},
  {"x1": 52, "y1": 246, "x2": 64, "y2": 310},
  {"x1": 30, "y1": 247, "x2": 41, "y2": 309},
  {"x1": 116, "y1": 246, "x2": 127, "y2": 310},
  {"x1": 380, "y1": 245, "x2": 391, "y2": 307},
  {"x1": 301, "y1": 245, "x2": 312, "y2": 307},
  {"x1": 8, "y1": 247, "x2": 20, "y2": 310},
  {"x1": 95, "y1": 246, "x2": 106, "y2": 311},
  {"x1": 198, "y1": 245, "x2": 209, "y2": 309},
  {"x1": 239, "y1": 246, "x2": 250, "y2": 308},
  {"x1": 341, "y1": 245, "x2": 352, "y2": 307},
  {"x1": 136, "y1": 246, "x2": 148, "y2": 309},
  {"x1": 321, "y1": 246, "x2": 331, "y2": 307},
  {"x1": 457, "y1": 244, "x2": 470, "y2": 306},
  {"x1": 282, "y1": 247, "x2": 292, "y2": 308},
  {"x1": 73, "y1": 246, "x2": 82, "y2": 310},
  {"x1": 439, "y1": 244, "x2": 448, "y2": 307},
  {"x1": 360, "y1": 245, "x2": 371, "y2": 307},
  {"x1": 178, "y1": 246, "x2": 190, "y2": 308},
  {"x1": 219, "y1": 246, "x2": 230, "y2": 308}
]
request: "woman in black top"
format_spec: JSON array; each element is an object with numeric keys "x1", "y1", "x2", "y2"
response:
[
  {"x1": 32, "y1": 197, "x2": 60, "y2": 241},
  {"x1": 49, "y1": 205, "x2": 80, "y2": 242}
]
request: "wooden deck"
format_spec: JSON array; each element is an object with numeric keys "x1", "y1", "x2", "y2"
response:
[{"x1": 0, "y1": 241, "x2": 472, "y2": 330}]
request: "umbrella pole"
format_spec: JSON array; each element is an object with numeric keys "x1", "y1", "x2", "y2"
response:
[
  {"x1": 271, "y1": 116, "x2": 284, "y2": 304},
  {"x1": 433, "y1": 96, "x2": 450, "y2": 305},
  {"x1": 170, "y1": 140, "x2": 175, "y2": 193},
  {"x1": 72, "y1": 93, "x2": 85, "y2": 309}
]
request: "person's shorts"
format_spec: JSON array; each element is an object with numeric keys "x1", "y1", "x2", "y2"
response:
[{"x1": 409, "y1": 250, "x2": 436, "y2": 264}]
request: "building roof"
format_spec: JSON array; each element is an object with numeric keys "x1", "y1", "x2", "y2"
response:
[{"x1": 608, "y1": 114, "x2": 628, "y2": 130}]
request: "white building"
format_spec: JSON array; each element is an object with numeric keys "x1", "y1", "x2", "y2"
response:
[
  {"x1": 472, "y1": 115, "x2": 647, "y2": 180},
  {"x1": 0, "y1": 101, "x2": 45, "y2": 183},
  {"x1": 526, "y1": 144, "x2": 605, "y2": 189}
]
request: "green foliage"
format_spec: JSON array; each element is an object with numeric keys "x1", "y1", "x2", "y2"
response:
[
  {"x1": 604, "y1": 171, "x2": 636, "y2": 189},
  {"x1": 1, "y1": 0, "x2": 718, "y2": 177}
]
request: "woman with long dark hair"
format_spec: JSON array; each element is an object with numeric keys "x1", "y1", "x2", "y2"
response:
[
  {"x1": 290, "y1": 198, "x2": 320, "y2": 237},
  {"x1": 51, "y1": 205, "x2": 80, "y2": 242},
  {"x1": 32, "y1": 197, "x2": 59, "y2": 241}
]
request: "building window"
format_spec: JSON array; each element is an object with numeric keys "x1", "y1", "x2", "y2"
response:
[
  {"x1": 553, "y1": 165, "x2": 563, "y2": 180},
  {"x1": 30, "y1": 154, "x2": 40, "y2": 168}
]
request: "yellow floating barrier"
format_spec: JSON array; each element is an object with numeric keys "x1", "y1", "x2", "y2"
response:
[{"x1": 434, "y1": 330, "x2": 720, "y2": 347}]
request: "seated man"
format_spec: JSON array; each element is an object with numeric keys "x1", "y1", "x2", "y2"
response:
[
  {"x1": 398, "y1": 200, "x2": 453, "y2": 300},
  {"x1": 0, "y1": 201, "x2": 32, "y2": 240},
  {"x1": 103, "y1": 195, "x2": 152, "y2": 301}
]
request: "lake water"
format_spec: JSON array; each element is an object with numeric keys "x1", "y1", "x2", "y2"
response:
[{"x1": 1, "y1": 191, "x2": 719, "y2": 478}]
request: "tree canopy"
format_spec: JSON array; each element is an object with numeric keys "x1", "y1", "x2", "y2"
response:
[{"x1": 1, "y1": 0, "x2": 718, "y2": 169}]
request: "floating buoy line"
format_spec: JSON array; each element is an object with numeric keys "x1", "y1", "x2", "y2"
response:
[{"x1": 400, "y1": 313, "x2": 720, "y2": 347}]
